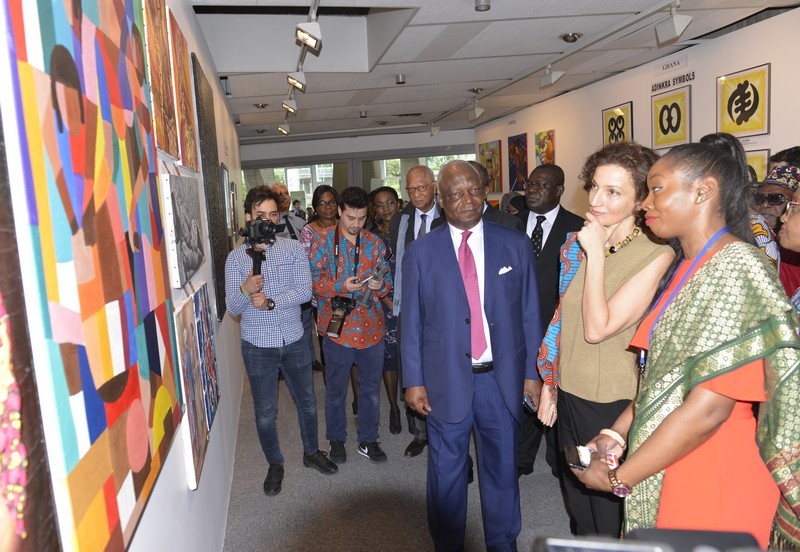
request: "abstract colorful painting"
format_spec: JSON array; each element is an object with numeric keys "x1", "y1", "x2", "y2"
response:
[
  {"x1": 193, "y1": 54, "x2": 228, "y2": 321},
  {"x1": 0, "y1": 0, "x2": 182, "y2": 549},
  {"x1": 478, "y1": 140, "x2": 502, "y2": 193},
  {"x1": 535, "y1": 130, "x2": 555, "y2": 166},
  {"x1": 652, "y1": 86, "x2": 691, "y2": 149},
  {"x1": 144, "y1": 0, "x2": 179, "y2": 158},
  {"x1": 602, "y1": 101, "x2": 633, "y2": 146},
  {"x1": 508, "y1": 133, "x2": 528, "y2": 192},
  {"x1": 717, "y1": 63, "x2": 770, "y2": 138},
  {"x1": 168, "y1": 11, "x2": 198, "y2": 171},
  {"x1": 193, "y1": 285, "x2": 219, "y2": 430}
]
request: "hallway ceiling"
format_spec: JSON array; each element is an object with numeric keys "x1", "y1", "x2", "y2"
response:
[{"x1": 192, "y1": 0, "x2": 797, "y2": 145}]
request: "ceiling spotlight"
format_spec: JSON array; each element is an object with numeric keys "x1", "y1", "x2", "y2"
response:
[
  {"x1": 539, "y1": 64, "x2": 565, "y2": 88},
  {"x1": 429, "y1": 123, "x2": 441, "y2": 137},
  {"x1": 282, "y1": 99, "x2": 297, "y2": 115},
  {"x1": 277, "y1": 123, "x2": 290, "y2": 135},
  {"x1": 655, "y1": 1, "x2": 693, "y2": 47},
  {"x1": 468, "y1": 100, "x2": 485, "y2": 122},
  {"x1": 255, "y1": 129, "x2": 267, "y2": 134},
  {"x1": 475, "y1": 0, "x2": 490, "y2": 12},
  {"x1": 377, "y1": 120, "x2": 388, "y2": 126},
  {"x1": 296, "y1": 21, "x2": 322, "y2": 51},
  {"x1": 468, "y1": 87, "x2": 484, "y2": 95},
  {"x1": 560, "y1": 32, "x2": 583, "y2": 44},
  {"x1": 220, "y1": 76, "x2": 232, "y2": 97},
  {"x1": 360, "y1": 110, "x2": 367, "y2": 118},
  {"x1": 288, "y1": 71, "x2": 307, "y2": 93},
  {"x1": 396, "y1": 74, "x2": 406, "y2": 85},
  {"x1": 254, "y1": 103, "x2": 268, "y2": 109}
]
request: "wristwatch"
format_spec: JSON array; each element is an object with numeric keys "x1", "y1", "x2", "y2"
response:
[
  {"x1": 265, "y1": 298, "x2": 275, "y2": 311},
  {"x1": 608, "y1": 469, "x2": 632, "y2": 498}
]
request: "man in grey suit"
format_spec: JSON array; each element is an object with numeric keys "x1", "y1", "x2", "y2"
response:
[
  {"x1": 390, "y1": 165, "x2": 443, "y2": 457},
  {"x1": 516, "y1": 163, "x2": 584, "y2": 478}
]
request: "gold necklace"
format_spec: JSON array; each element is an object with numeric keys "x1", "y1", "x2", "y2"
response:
[{"x1": 606, "y1": 227, "x2": 641, "y2": 256}]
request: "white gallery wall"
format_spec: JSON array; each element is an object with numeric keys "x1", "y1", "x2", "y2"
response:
[{"x1": 475, "y1": 8, "x2": 800, "y2": 216}]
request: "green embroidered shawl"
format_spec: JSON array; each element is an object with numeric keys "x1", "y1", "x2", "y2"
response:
[{"x1": 625, "y1": 243, "x2": 800, "y2": 548}]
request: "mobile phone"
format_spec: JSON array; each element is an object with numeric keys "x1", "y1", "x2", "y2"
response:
[
  {"x1": 523, "y1": 392, "x2": 536, "y2": 413},
  {"x1": 564, "y1": 445, "x2": 593, "y2": 470}
]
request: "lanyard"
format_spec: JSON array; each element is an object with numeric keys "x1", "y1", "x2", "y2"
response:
[
  {"x1": 646, "y1": 227, "x2": 728, "y2": 346},
  {"x1": 332, "y1": 225, "x2": 360, "y2": 279}
]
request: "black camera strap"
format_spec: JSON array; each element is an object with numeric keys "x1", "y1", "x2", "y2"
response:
[
  {"x1": 332, "y1": 226, "x2": 360, "y2": 282},
  {"x1": 283, "y1": 215, "x2": 298, "y2": 240}
]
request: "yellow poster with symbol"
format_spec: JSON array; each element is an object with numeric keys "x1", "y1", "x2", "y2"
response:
[
  {"x1": 652, "y1": 86, "x2": 691, "y2": 149},
  {"x1": 717, "y1": 63, "x2": 770, "y2": 138},
  {"x1": 601, "y1": 101, "x2": 633, "y2": 146}
]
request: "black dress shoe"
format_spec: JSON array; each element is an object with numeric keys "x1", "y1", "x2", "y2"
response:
[
  {"x1": 312, "y1": 360, "x2": 325, "y2": 371},
  {"x1": 303, "y1": 450, "x2": 338, "y2": 475},
  {"x1": 389, "y1": 407, "x2": 401, "y2": 434},
  {"x1": 404, "y1": 438, "x2": 427, "y2": 457},
  {"x1": 468, "y1": 454, "x2": 474, "y2": 484},
  {"x1": 518, "y1": 465, "x2": 534, "y2": 479},
  {"x1": 263, "y1": 463, "x2": 284, "y2": 496}
]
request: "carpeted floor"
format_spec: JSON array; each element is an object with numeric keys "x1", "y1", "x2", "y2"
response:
[{"x1": 223, "y1": 371, "x2": 571, "y2": 551}]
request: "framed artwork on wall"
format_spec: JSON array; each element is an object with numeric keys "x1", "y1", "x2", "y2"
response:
[
  {"x1": 508, "y1": 133, "x2": 528, "y2": 192},
  {"x1": 652, "y1": 85, "x2": 691, "y2": 149},
  {"x1": 144, "y1": 0, "x2": 179, "y2": 158},
  {"x1": 169, "y1": 10, "x2": 199, "y2": 171},
  {"x1": 602, "y1": 101, "x2": 633, "y2": 146},
  {"x1": 161, "y1": 174, "x2": 206, "y2": 288},
  {"x1": 746, "y1": 149, "x2": 771, "y2": 182},
  {"x1": 535, "y1": 129, "x2": 555, "y2": 166},
  {"x1": 478, "y1": 141, "x2": 502, "y2": 193},
  {"x1": 717, "y1": 63, "x2": 770, "y2": 138}
]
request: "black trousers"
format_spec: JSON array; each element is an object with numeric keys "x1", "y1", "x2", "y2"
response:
[
  {"x1": 558, "y1": 390, "x2": 630, "y2": 537},
  {"x1": 518, "y1": 412, "x2": 560, "y2": 474}
]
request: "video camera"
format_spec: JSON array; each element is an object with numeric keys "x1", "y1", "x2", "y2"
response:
[{"x1": 237, "y1": 218, "x2": 285, "y2": 275}]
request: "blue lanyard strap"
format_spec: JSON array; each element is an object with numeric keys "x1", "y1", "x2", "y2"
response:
[{"x1": 647, "y1": 227, "x2": 728, "y2": 346}]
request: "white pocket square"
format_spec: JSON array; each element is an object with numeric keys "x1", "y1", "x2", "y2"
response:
[{"x1": 499, "y1": 266, "x2": 513, "y2": 275}]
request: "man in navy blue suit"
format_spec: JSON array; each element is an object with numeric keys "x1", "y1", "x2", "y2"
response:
[{"x1": 401, "y1": 160, "x2": 543, "y2": 551}]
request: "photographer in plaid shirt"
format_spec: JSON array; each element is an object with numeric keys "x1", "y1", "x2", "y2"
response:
[
  {"x1": 226, "y1": 186, "x2": 338, "y2": 497},
  {"x1": 309, "y1": 187, "x2": 392, "y2": 464}
]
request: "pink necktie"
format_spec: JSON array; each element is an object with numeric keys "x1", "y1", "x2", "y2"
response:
[{"x1": 458, "y1": 231, "x2": 487, "y2": 359}]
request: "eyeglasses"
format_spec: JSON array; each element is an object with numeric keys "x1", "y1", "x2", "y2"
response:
[
  {"x1": 405, "y1": 183, "x2": 431, "y2": 194},
  {"x1": 317, "y1": 199, "x2": 337, "y2": 208},
  {"x1": 374, "y1": 200, "x2": 397, "y2": 208},
  {"x1": 785, "y1": 201, "x2": 800, "y2": 217},
  {"x1": 754, "y1": 192, "x2": 788, "y2": 206}
]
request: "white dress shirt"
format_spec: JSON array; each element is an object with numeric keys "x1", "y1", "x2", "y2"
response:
[
  {"x1": 526, "y1": 204, "x2": 561, "y2": 248},
  {"x1": 448, "y1": 220, "x2": 493, "y2": 363},
  {"x1": 414, "y1": 203, "x2": 438, "y2": 237}
]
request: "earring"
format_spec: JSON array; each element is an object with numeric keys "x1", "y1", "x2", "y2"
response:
[{"x1": 695, "y1": 194, "x2": 703, "y2": 204}]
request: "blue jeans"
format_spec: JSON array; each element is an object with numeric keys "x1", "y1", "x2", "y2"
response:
[
  {"x1": 322, "y1": 338, "x2": 384, "y2": 444},
  {"x1": 241, "y1": 338, "x2": 318, "y2": 465}
]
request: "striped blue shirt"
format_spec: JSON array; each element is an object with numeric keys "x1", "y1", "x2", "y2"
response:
[{"x1": 225, "y1": 238, "x2": 312, "y2": 348}]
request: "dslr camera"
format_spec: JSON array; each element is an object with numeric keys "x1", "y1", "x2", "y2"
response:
[
  {"x1": 238, "y1": 218, "x2": 282, "y2": 247},
  {"x1": 327, "y1": 296, "x2": 355, "y2": 339}
]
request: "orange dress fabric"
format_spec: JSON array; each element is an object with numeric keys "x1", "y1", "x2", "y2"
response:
[{"x1": 630, "y1": 253, "x2": 780, "y2": 548}]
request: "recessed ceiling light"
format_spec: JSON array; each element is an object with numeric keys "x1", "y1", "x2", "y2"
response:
[
  {"x1": 254, "y1": 103, "x2": 268, "y2": 109},
  {"x1": 468, "y1": 87, "x2": 484, "y2": 95},
  {"x1": 377, "y1": 121, "x2": 388, "y2": 126},
  {"x1": 255, "y1": 129, "x2": 267, "y2": 134},
  {"x1": 560, "y1": 32, "x2": 583, "y2": 43}
]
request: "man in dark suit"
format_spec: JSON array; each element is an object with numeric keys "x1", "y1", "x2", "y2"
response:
[
  {"x1": 402, "y1": 160, "x2": 542, "y2": 551},
  {"x1": 516, "y1": 163, "x2": 584, "y2": 478},
  {"x1": 390, "y1": 165, "x2": 443, "y2": 457},
  {"x1": 432, "y1": 161, "x2": 525, "y2": 234}
]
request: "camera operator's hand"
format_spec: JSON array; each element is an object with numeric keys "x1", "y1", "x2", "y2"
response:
[
  {"x1": 242, "y1": 272, "x2": 264, "y2": 295},
  {"x1": 250, "y1": 292, "x2": 271, "y2": 310},
  {"x1": 344, "y1": 276, "x2": 365, "y2": 293},
  {"x1": 367, "y1": 277, "x2": 382, "y2": 291}
]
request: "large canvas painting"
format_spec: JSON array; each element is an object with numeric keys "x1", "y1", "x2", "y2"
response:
[
  {"x1": 0, "y1": 0, "x2": 183, "y2": 549},
  {"x1": 168, "y1": 11, "x2": 198, "y2": 171},
  {"x1": 508, "y1": 133, "x2": 528, "y2": 192},
  {"x1": 193, "y1": 54, "x2": 228, "y2": 321},
  {"x1": 0, "y1": 109, "x2": 59, "y2": 552},
  {"x1": 161, "y1": 174, "x2": 205, "y2": 288},
  {"x1": 478, "y1": 140, "x2": 501, "y2": 193},
  {"x1": 144, "y1": 0, "x2": 179, "y2": 158}
]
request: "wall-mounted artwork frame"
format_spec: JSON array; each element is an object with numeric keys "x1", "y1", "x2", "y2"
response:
[
  {"x1": 717, "y1": 63, "x2": 770, "y2": 138},
  {"x1": 508, "y1": 133, "x2": 528, "y2": 192},
  {"x1": 535, "y1": 129, "x2": 555, "y2": 166},
  {"x1": 478, "y1": 141, "x2": 502, "y2": 193},
  {"x1": 161, "y1": 174, "x2": 206, "y2": 288},
  {"x1": 144, "y1": 0, "x2": 179, "y2": 158},
  {"x1": 169, "y1": 10, "x2": 199, "y2": 171},
  {"x1": 602, "y1": 101, "x2": 633, "y2": 146},
  {"x1": 652, "y1": 85, "x2": 691, "y2": 149},
  {"x1": 746, "y1": 149, "x2": 771, "y2": 182}
]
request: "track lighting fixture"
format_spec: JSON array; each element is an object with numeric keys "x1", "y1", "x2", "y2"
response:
[
  {"x1": 539, "y1": 64, "x2": 565, "y2": 88},
  {"x1": 475, "y1": 0, "x2": 490, "y2": 12},
  {"x1": 655, "y1": 1, "x2": 693, "y2": 47},
  {"x1": 296, "y1": 21, "x2": 322, "y2": 51},
  {"x1": 287, "y1": 71, "x2": 307, "y2": 93},
  {"x1": 468, "y1": 100, "x2": 485, "y2": 122},
  {"x1": 429, "y1": 123, "x2": 440, "y2": 137},
  {"x1": 282, "y1": 99, "x2": 297, "y2": 115},
  {"x1": 277, "y1": 123, "x2": 290, "y2": 136}
]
